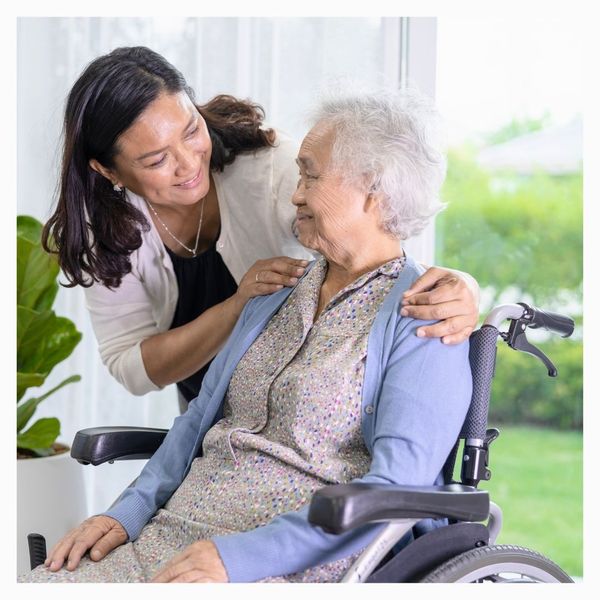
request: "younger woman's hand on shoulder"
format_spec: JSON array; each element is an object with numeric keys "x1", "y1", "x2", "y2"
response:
[
  {"x1": 400, "y1": 266, "x2": 480, "y2": 344},
  {"x1": 234, "y1": 257, "x2": 309, "y2": 307}
]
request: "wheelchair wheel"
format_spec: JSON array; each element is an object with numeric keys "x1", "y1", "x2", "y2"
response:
[{"x1": 420, "y1": 544, "x2": 573, "y2": 583}]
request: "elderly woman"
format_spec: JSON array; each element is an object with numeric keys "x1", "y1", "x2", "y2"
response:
[{"x1": 22, "y1": 88, "x2": 472, "y2": 583}]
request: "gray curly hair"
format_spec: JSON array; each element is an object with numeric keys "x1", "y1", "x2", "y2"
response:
[{"x1": 309, "y1": 85, "x2": 447, "y2": 240}]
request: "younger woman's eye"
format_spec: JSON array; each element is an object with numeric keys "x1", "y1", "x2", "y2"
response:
[{"x1": 149, "y1": 155, "x2": 167, "y2": 168}]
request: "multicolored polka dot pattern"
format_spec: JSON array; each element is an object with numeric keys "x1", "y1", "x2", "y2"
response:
[{"x1": 21, "y1": 256, "x2": 406, "y2": 583}]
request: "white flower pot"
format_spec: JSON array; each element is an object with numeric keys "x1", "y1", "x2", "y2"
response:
[{"x1": 17, "y1": 448, "x2": 87, "y2": 576}]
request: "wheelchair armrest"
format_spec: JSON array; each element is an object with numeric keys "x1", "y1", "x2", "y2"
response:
[
  {"x1": 70, "y1": 426, "x2": 168, "y2": 466},
  {"x1": 308, "y1": 483, "x2": 490, "y2": 534}
]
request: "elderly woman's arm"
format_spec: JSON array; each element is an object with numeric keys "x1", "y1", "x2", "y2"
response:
[
  {"x1": 208, "y1": 317, "x2": 472, "y2": 582},
  {"x1": 401, "y1": 266, "x2": 480, "y2": 344},
  {"x1": 42, "y1": 292, "x2": 269, "y2": 574}
]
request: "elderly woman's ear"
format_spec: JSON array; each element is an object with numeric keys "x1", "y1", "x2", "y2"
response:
[
  {"x1": 364, "y1": 189, "x2": 384, "y2": 215},
  {"x1": 363, "y1": 174, "x2": 386, "y2": 213}
]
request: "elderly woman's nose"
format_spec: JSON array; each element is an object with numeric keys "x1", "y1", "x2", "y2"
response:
[{"x1": 291, "y1": 181, "x2": 305, "y2": 205}]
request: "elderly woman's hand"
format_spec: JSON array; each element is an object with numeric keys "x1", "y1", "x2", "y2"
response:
[
  {"x1": 233, "y1": 257, "x2": 309, "y2": 310},
  {"x1": 43, "y1": 515, "x2": 127, "y2": 572},
  {"x1": 151, "y1": 540, "x2": 228, "y2": 583},
  {"x1": 400, "y1": 267, "x2": 480, "y2": 344}
]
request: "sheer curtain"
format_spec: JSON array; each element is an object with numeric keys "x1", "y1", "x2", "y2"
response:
[{"x1": 17, "y1": 16, "x2": 434, "y2": 514}]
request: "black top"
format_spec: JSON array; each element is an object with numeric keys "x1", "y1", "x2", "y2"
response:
[{"x1": 165, "y1": 242, "x2": 238, "y2": 403}]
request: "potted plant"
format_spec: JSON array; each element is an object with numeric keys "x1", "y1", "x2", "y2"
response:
[{"x1": 17, "y1": 215, "x2": 87, "y2": 575}]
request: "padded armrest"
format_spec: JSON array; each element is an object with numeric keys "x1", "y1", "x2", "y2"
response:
[
  {"x1": 308, "y1": 483, "x2": 490, "y2": 534},
  {"x1": 70, "y1": 426, "x2": 168, "y2": 466}
]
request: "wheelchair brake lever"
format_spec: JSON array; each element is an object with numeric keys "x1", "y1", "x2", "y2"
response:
[{"x1": 505, "y1": 326, "x2": 558, "y2": 377}]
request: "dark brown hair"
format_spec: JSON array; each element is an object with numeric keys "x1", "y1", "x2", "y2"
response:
[{"x1": 42, "y1": 46, "x2": 275, "y2": 288}]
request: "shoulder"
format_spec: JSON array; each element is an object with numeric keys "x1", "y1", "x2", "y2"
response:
[
  {"x1": 240, "y1": 259, "x2": 319, "y2": 324},
  {"x1": 387, "y1": 255, "x2": 470, "y2": 360},
  {"x1": 380, "y1": 254, "x2": 426, "y2": 312}
]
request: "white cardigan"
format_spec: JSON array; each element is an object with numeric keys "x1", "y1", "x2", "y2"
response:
[{"x1": 84, "y1": 133, "x2": 314, "y2": 395}]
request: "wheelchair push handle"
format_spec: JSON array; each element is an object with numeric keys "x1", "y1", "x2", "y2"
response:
[
  {"x1": 519, "y1": 303, "x2": 575, "y2": 338},
  {"x1": 457, "y1": 301, "x2": 575, "y2": 486}
]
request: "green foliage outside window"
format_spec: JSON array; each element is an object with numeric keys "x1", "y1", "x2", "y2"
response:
[{"x1": 436, "y1": 145, "x2": 582, "y2": 430}]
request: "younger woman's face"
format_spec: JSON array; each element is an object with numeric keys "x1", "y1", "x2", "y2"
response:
[{"x1": 109, "y1": 91, "x2": 212, "y2": 207}]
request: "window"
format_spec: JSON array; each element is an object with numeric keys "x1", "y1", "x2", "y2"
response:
[{"x1": 435, "y1": 16, "x2": 583, "y2": 577}]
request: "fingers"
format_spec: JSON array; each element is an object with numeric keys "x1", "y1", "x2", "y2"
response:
[
  {"x1": 151, "y1": 540, "x2": 228, "y2": 583},
  {"x1": 238, "y1": 257, "x2": 310, "y2": 301},
  {"x1": 403, "y1": 278, "x2": 464, "y2": 307},
  {"x1": 152, "y1": 555, "x2": 195, "y2": 583},
  {"x1": 44, "y1": 528, "x2": 78, "y2": 571},
  {"x1": 400, "y1": 268, "x2": 479, "y2": 342},
  {"x1": 441, "y1": 328, "x2": 474, "y2": 345},
  {"x1": 403, "y1": 267, "x2": 448, "y2": 297},
  {"x1": 43, "y1": 516, "x2": 126, "y2": 572},
  {"x1": 415, "y1": 319, "x2": 474, "y2": 345},
  {"x1": 401, "y1": 299, "x2": 466, "y2": 322},
  {"x1": 168, "y1": 571, "x2": 219, "y2": 583},
  {"x1": 45, "y1": 528, "x2": 95, "y2": 572},
  {"x1": 263, "y1": 256, "x2": 310, "y2": 274},
  {"x1": 89, "y1": 525, "x2": 128, "y2": 562},
  {"x1": 255, "y1": 257, "x2": 309, "y2": 286},
  {"x1": 255, "y1": 269, "x2": 297, "y2": 287}
]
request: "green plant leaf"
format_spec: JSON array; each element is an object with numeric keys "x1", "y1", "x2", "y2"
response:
[
  {"x1": 16, "y1": 214, "x2": 82, "y2": 455},
  {"x1": 17, "y1": 417, "x2": 60, "y2": 452},
  {"x1": 17, "y1": 215, "x2": 43, "y2": 243},
  {"x1": 16, "y1": 372, "x2": 46, "y2": 402},
  {"x1": 17, "y1": 375, "x2": 81, "y2": 433},
  {"x1": 17, "y1": 217, "x2": 59, "y2": 312},
  {"x1": 17, "y1": 306, "x2": 82, "y2": 387}
]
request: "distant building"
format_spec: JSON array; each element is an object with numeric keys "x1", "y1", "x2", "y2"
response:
[{"x1": 477, "y1": 117, "x2": 582, "y2": 175}]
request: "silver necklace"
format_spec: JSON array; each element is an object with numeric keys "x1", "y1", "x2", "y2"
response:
[{"x1": 146, "y1": 198, "x2": 205, "y2": 257}]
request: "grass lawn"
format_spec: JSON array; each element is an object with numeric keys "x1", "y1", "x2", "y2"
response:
[{"x1": 471, "y1": 425, "x2": 583, "y2": 578}]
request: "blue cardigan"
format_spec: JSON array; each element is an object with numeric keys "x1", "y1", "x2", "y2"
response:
[{"x1": 104, "y1": 255, "x2": 472, "y2": 582}]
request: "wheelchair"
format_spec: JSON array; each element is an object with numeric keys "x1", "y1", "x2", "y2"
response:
[{"x1": 27, "y1": 302, "x2": 576, "y2": 583}]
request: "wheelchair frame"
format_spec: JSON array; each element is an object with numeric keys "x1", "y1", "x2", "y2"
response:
[{"x1": 28, "y1": 302, "x2": 576, "y2": 583}]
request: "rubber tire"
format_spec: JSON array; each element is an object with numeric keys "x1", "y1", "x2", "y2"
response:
[{"x1": 420, "y1": 544, "x2": 573, "y2": 583}]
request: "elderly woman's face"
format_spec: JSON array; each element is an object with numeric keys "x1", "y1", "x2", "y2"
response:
[
  {"x1": 292, "y1": 121, "x2": 371, "y2": 259},
  {"x1": 110, "y1": 91, "x2": 212, "y2": 207}
]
